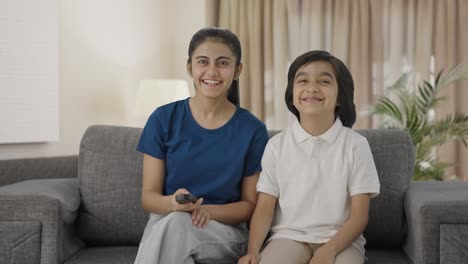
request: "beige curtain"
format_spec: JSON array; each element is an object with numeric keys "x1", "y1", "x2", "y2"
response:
[
  {"x1": 433, "y1": 0, "x2": 468, "y2": 181},
  {"x1": 218, "y1": 0, "x2": 376, "y2": 129},
  {"x1": 215, "y1": 0, "x2": 468, "y2": 180},
  {"x1": 218, "y1": 0, "x2": 289, "y2": 129},
  {"x1": 286, "y1": 0, "x2": 374, "y2": 129}
]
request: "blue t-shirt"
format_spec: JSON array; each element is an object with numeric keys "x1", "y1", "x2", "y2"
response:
[{"x1": 137, "y1": 98, "x2": 269, "y2": 205}]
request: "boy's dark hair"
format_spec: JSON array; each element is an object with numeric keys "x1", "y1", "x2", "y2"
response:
[
  {"x1": 188, "y1": 27, "x2": 241, "y2": 105},
  {"x1": 284, "y1": 50, "x2": 356, "y2": 128}
]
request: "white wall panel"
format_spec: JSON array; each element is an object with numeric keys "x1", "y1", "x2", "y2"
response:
[{"x1": 0, "y1": 0, "x2": 59, "y2": 143}]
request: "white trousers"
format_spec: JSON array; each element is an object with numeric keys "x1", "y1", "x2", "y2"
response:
[{"x1": 134, "y1": 211, "x2": 248, "y2": 264}]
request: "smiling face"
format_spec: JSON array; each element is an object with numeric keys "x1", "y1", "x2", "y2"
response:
[
  {"x1": 187, "y1": 40, "x2": 242, "y2": 101},
  {"x1": 292, "y1": 61, "x2": 338, "y2": 121},
  {"x1": 285, "y1": 50, "x2": 356, "y2": 127}
]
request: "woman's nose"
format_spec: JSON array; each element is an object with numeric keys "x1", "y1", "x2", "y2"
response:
[{"x1": 206, "y1": 63, "x2": 219, "y2": 75}]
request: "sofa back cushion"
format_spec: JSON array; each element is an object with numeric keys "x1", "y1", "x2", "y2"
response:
[
  {"x1": 357, "y1": 129, "x2": 414, "y2": 248},
  {"x1": 77, "y1": 125, "x2": 147, "y2": 245},
  {"x1": 77, "y1": 126, "x2": 414, "y2": 247}
]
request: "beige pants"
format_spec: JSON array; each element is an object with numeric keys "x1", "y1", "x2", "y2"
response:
[{"x1": 259, "y1": 238, "x2": 364, "y2": 264}]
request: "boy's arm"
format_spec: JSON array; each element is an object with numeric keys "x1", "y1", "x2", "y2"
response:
[
  {"x1": 313, "y1": 193, "x2": 370, "y2": 260},
  {"x1": 242, "y1": 192, "x2": 277, "y2": 260}
]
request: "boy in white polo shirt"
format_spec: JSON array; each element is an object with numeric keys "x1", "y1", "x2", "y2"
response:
[{"x1": 238, "y1": 50, "x2": 380, "y2": 264}]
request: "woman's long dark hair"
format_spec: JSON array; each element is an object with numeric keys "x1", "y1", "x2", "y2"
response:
[
  {"x1": 187, "y1": 27, "x2": 242, "y2": 105},
  {"x1": 284, "y1": 50, "x2": 356, "y2": 128}
]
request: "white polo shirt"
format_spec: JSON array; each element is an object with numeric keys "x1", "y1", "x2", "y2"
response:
[{"x1": 257, "y1": 117, "x2": 380, "y2": 254}]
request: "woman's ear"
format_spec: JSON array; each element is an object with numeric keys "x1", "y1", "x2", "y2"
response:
[
  {"x1": 234, "y1": 63, "x2": 243, "y2": 80},
  {"x1": 186, "y1": 62, "x2": 192, "y2": 77}
]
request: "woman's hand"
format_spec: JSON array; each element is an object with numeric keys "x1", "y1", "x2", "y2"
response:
[
  {"x1": 171, "y1": 188, "x2": 209, "y2": 227},
  {"x1": 309, "y1": 245, "x2": 335, "y2": 264},
  {"x1": 191, "y1": 205, "x2": 210, "y2": 228},
  {"x1": 171, "y1": 188, "x2": 203, "y2": 212},
  {"x1": 238, "y1": 252, "x2": 260, "y2": 264}
]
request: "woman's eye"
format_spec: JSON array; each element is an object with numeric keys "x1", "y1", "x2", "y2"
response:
[
  {"x1": 218, "y1": 60, "x2": 229, "y2": 66},
  {"x1": 198, "y1": 59, "x2": 208, "y2": 64}
]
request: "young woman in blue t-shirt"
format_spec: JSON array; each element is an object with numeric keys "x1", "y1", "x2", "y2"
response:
[{"x1": 134, "y1": 27, "x2": 269, "y2": 264}]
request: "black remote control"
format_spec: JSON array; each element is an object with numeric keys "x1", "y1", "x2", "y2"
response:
[{"x1": 175, "y1": 194, "x2": 198, "y2": 204}]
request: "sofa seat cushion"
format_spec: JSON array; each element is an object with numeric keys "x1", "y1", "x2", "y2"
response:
[
  {"x1": 65, "y1": 247, "x2": 410, "y2": 264},
  {"x1": 365, "y1": 248, "x2": 410, "y2": 264},
  {"x1": 65, "y1": 246, "x2": 138, "y2": 264}
]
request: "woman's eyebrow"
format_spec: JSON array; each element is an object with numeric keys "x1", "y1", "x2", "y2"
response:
[
  {"x1": 216, "y1": 56, "x2": 232, "y2": 61},
  {"x1": 194, "y1": 56, "x2": 232, "y2": 61}
]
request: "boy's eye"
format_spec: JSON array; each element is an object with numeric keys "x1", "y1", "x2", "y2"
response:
[
  {"x1": 296, "y1": 79, "x2": 307, "y2": 84},
  {"x1": 319, "y1": 80, "x2": 331, "y2": 85}
]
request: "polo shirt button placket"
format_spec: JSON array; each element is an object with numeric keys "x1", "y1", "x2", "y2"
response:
[{"x1": 309, "y1": 137, "x2": 319, "y2": 158}]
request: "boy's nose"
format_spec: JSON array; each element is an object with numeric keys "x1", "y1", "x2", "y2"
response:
[{"x1": 305, "y1": 83, "x2": 319, "y2": 93}]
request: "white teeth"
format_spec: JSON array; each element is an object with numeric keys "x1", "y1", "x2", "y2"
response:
[
  {"x1": 203, "y1": 80, "x2": 221, "y2": 84},
  {"x1": 303, "y1": 98, "x2": 321, "y2": 102}
]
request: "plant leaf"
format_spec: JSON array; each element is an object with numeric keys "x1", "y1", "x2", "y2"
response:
[{"x1": 369, "y1": 63, "x2": 468, "y2": 181}]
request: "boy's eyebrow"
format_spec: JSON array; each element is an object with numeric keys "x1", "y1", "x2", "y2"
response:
[
  {"x1": 319, "y1": 72, "x2": 335, "y2": 80},
  {"x1": 295, "y1": 71, "x2": 335, "y2": 80},
  {"x1": 295, "y1": 72, "x2": 308, "y2": 79}
]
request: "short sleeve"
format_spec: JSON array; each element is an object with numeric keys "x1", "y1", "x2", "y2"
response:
[
  {"x1": 136, "y1": 110, "x2": 166, "y2": 160},
  {"x1": 243, "y1": 125, "x2": 269, "y2": 177},
  {"x1": 256, "y1": 141, "x2": 280, "y2": 197},
  {"x1": 348, "y1": 138, "x2": 380, "y2": 198}
]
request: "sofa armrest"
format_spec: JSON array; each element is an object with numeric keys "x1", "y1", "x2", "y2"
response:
[
  {"x1": 0, "y1": 178, "x2": 84, "y2": 264},
  {"x1": 403, "y1": 181, "x2": 468, "y2": 264},
  {"x1": 0, "y1": 156, "x2": 78, "y2": 187}
]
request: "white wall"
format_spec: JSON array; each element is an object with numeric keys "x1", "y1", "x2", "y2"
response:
[{"x1": 0, "y1": 0, "x2": 210, "y2": 159}]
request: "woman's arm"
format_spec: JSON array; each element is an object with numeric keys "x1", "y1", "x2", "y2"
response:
[
  {"x1": 310, "y1": 193, "x2": 370, "y2": 263},
  {"x1": 198, "y1": 124, "x2": 269, "y2": 225},
  {"x1": 141, "y1": 154, "x2": 201, "y2": 215},
  {"x1": 200, "y1": 171, "x2": 259, "y2": 225}
]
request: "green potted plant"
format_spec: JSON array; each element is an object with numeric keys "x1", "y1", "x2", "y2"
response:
[{"x1": 371, "y1": 64, "x2": 468, "y2": 181}]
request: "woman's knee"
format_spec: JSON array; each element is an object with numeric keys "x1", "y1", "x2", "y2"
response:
[
  {"x1": 145, "y1": 211, "x2": 193, "y2": 234},
  {"x1": 164, "y1": 211, "x2": 193, "y2": 230}
]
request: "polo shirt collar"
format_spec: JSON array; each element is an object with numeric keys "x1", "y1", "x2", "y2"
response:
[{"x1": 292, "y1": 116, "x2": 343, "y2": 144}]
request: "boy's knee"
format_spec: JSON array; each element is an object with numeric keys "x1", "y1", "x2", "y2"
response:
[{"x1": 334, "y1": 246, "x2": 364, "y2": 264}]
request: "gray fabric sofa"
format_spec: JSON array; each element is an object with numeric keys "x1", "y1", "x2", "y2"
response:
[{"x1": 1, "y1": 125, "x2": 467, "y2": 264}]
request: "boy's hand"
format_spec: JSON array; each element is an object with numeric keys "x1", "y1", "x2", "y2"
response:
[
  {"x1": 238, "y1": 252, "x2": 260, "y2": 264},
  {"x1": 309, "y1": 246, "x2": 335, "y2": 264}
]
